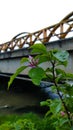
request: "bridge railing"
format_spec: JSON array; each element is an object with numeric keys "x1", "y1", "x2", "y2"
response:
[{"x1": 0, "y1": 12, "x2": 73, "y2": 52}]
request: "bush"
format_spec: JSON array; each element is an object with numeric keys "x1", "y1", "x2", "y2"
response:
[
  {"x1": 14, "y1": 119, "x2": 36, "y2": 130},
  {"x1": 0, "y1": 121, "x2": 14, "y2": 130},
  {"x1": 0, "y1": 113, "x2": 56, "y2": 130}
]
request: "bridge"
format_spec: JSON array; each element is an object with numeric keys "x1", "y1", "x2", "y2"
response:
[
  {"x1": 0, "y1": 12, "x2": 73, "y2": 115},
  {"x1": 0, "y1": 12, "x2": 73, "y2": 76}
]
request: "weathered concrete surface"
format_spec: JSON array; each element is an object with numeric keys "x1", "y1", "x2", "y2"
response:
[
  {"x1": 45, "y1": 37, "x2": 73, "y2": 51},
  {"x1": 0, "y1": 37, "x2": 73, "y2": 74},
  {"x1": 0, "y1": 48, "x2": 30, "y2": 74}
]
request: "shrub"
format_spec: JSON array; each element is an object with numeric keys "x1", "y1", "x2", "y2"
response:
[
  {"x1": 0, "y1": 121, "x2": 14, "y2": 130},
  {"x1": 8, "y1": 43, "x2": 73, "y2": 129},
  {"x1": 14, "y1": 119, "x2": 36, "y2": 130}
]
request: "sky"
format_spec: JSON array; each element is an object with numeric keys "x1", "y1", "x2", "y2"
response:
[{"x1": 0, "y1": 0, "x2": 73, "y2": 43}]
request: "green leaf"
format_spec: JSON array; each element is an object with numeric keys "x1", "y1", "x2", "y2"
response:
[
  {"x1": 45, "y1": 110, "x2": 51, "y2": 117},
  {"x1": 28, "y1": 67, "x2": 45, "y2": 85},
  {"x1": 53, "y1": 50, "x2": 69, "y2": 62},
  {"x1": 56, "y1": 68, "x2": 66, "y2": 75},
  {"x1": 31, "y1": 78, "x2": 41, "y2": 85},
  {"x1": 36, "y1": 55, "x2": 49, "y2": 64},
  {"x1": 66, "y1": 73, "x2": 73, "y2": 79},
  {"x1": 57, "y1": 60, "x2": 68, "y2": 67},
  {"x1": 8, "y1": 66, "x2": 27, "y2": 89},
  {"x1": 59, "y1": 118, "x2": 69, "y2": 127},
  {"x1": 30, "y1": 43, "x2": 47, "y2": 54},
  {"x1": 20, "y1": 57, "x2": 28, "y2": 64},
  {"x1": 55, "y1": 68, "x2": 66, "y2": 82},
  {"x1": 40, "y1": 100, "x2": 50, "y2": 107},
  {"x1": 46, "y1": 73, "x2": 53, "y2": 81},
  {"x1": 50, "y1": 99, "x2": 62, "y2": 114}
]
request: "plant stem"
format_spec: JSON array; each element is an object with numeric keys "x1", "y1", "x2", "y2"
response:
[{"x1": 51, "y1": 61, "x2": 72, "y2": 126}]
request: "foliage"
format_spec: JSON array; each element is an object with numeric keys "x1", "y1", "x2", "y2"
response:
[
  {"x1": 0, "y1": 121, "x2": 14, "y2": 130},
  {"x1": 8, "y1": 43, "x2": 73, "y2": 129},
  {"x1": 0, "y1": 113, "x2": 55, "y2": 130},
  {"x1": 0, "y1": 118, "x2": 35, "y2": 130},
  {"x1": 0, "y1": 113, "x2": 38, "y2": 130},
  {"x1": 14, "y1": 119, "x2": 36, "y2": 130}
]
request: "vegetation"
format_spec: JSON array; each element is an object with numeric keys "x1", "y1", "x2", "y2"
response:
[
  {"x1": 8, "y1": 43, "x2": 73, "y2": 129},
  {"x1": 0, "y1": 113, "x2": 42, "y2": 130},
  {"x1": 0, "y1": 113, "x2": 59, "y2": 130}
]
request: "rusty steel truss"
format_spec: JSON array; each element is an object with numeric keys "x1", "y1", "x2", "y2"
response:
[{"x1": 0, "y1": 12, "x2": 73, "y2": 52}]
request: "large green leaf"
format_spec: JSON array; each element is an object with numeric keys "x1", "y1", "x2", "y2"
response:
[
  {"x1": 28, "y1": 67, "x2": 45, "y2": 85},
  {"x1": 8, "y1": 66, "x2": 27, "y2": 88},
  {"x1": 31, "y1": 78, "x2": 41, "y2": 85},
  {"x1": 30, "y1": 43, "x2": 47, "y2": 54},
  {"x1": 53, "y1": 50, "x2": 69, "y2": 62}
]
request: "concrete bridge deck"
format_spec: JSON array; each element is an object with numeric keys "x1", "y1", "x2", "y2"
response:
[{"x1": 0, "y1": 37, "x2": 73, "y2": 74}]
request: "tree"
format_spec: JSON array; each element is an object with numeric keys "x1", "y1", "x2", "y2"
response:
[{"x1": 8, "y1": 43, "x2": 73, "y2": 129}]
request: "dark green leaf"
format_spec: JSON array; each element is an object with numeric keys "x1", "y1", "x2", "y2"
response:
[{"x1": 8, "y1": 66, "x2": 27, "y2": 88}]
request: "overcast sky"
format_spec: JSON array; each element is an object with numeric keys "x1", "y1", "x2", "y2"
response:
[{"x1": 0, "y1": 0, "x2": 72, "y2": 43}]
